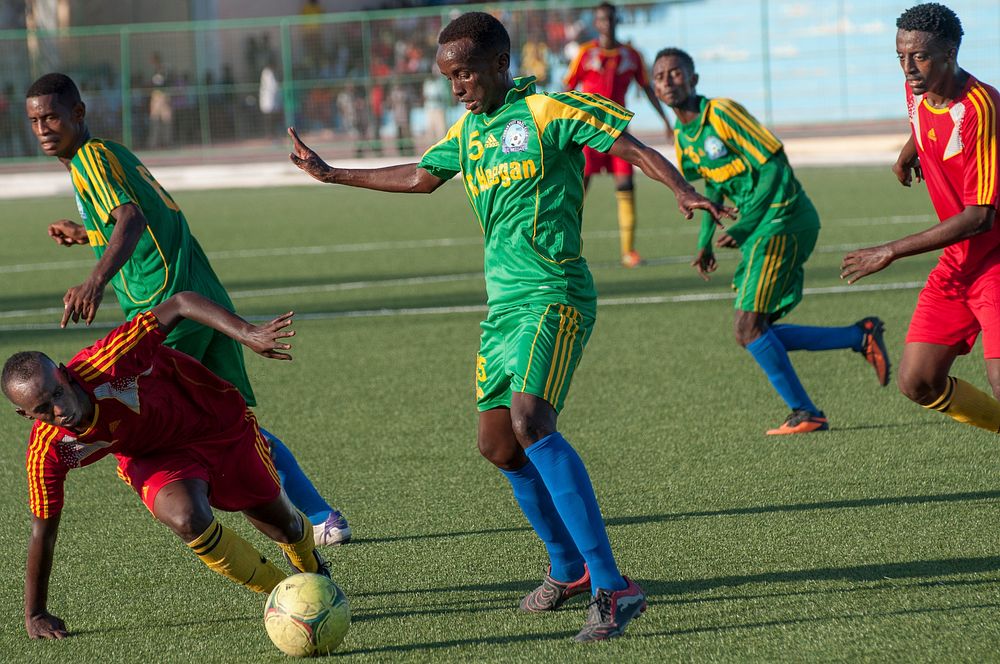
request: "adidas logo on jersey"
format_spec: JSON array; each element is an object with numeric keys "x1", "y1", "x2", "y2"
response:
[
  {"x1": 484, "y1": 134, "x2": 500, "y2": 149},
  {"x1": 928, "y1": 128, "x2": 937, "y2": 141}
]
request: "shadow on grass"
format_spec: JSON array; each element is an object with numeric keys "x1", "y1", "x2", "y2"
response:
[
  {"x1": 358, "y1": 488, "x2": 1000, "y2": 544},
  {"x1": 637, "y1": 600, "x2": 1000, "y2": 639},
  {"x1": 649, "y1": 555, "x2": 1000, "y2": 596},
  {"x1": 70, "y1": 614, "x2": 258, "y2": 636},
  {"x1": 339, "y1": 628, "x2": 578, "y2": 655}
]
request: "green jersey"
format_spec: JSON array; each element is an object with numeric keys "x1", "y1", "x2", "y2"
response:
[
  {"x1": 418, "y1": 77, "x2": 633, "y2": 315},
  {"x1": 673, "y1": 97, "x2": 816, "y2": 249}
]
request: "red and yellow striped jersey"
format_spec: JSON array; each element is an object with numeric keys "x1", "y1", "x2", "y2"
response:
[
  {"x1": 906, "y1": 76, "x2": 1000, "y2": 278},
  {"x1": 563, "y1": 40, "x2": 648, "y2": 106},
  {"x1": 25, "y1": 311, "x2": 248, "y2": 518}
]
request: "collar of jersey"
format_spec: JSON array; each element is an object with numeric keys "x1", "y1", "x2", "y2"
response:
[
  {"x1": 676, "y1": 96, "x2": 710, "y2": 136},
  {"x1": 481, "y1": 76, "x2": 536, "y2": 125}
]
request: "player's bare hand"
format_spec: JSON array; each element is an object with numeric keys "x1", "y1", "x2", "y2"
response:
[
  {"x1": 841, "y1": 245, "x2": 894, "y2": 284},
  {"x1": 892, "y1": 156, "x2": 922, "y2": 187},
  {"x1": 715, "y1": 232, "x2": 738, "y2": 249},
  {"x1": 60, "y1": 279, "x2": 104, "y2": 328},
  {"x1": 48, "y1": 220, "x2": 87, "y2": 246},
  {"x1": 675, "y1": 189, "x2": 737, "y2": 223},
  {"x1": 244, "y1": 311, "x2": 296, "y2": 360},
  {"x1": 691, "y1": 248, "x2": 717, "y2": 281},
  {"x1": 26, "y1": 611, "x2": 68, "y2": 639},
  {"x1": 288, "y1": 127, "x2": 331, "y2": 183}
]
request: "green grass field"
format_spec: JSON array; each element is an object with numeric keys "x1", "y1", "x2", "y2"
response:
[{"x1": 2, "y1": 168, "x2": 1000, "y2": 663}]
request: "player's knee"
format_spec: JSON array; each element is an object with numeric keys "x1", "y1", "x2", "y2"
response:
[
  {"x1": 510, "y1": 412, "x2": 553, "y2": 448},
  {"x1": 160, "y1": 507, "x2": 214, "y2": 543},
  {"x1": 896, "y1": 370, "x2": 943, "y2": 406},
  {"x1": 477, "y1": 433, "x2": 524, "y2": 470}
]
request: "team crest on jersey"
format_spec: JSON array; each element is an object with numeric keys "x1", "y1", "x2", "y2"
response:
[
  {"x1": 704, "y1": 136, "x2": 728, "y2": 160},
  {"x1": 502, "y1": 120, "x2": 529, "y2": 153}
]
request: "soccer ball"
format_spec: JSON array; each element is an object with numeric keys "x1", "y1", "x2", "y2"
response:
[{"x1": 264, "y1": 573, "x2": 351, "y2": 656}]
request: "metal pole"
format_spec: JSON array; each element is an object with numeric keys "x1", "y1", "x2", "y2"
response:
[
  {"x1": 280, "y1": 18, "x2": 295, "y2": 134},
  {"x1": 760, "y1": 0, "x2": 773, "y2": 126},
  {"x1": 120, "y1": 26, "x2": 133, "y2": 146}
]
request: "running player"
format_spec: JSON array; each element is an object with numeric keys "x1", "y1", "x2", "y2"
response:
[
  {"x1": 653, "y1": 47, "x2": 890, "y2": 434},
  {"x1": 24, "y1": 73, "x2": 349, "y2": 545},
  {"x1": 5, "y1": 291, "x2": 326, "y2": 640},
  {"x1": 564, "y1": 2, "x2": 672, "y2": 268},
  {"x1": 287, "y1": 12, "x2": 732, "y2": 641},
  {"x1": 842, "y1": 4, "x2": 1000, "y2": 432}
]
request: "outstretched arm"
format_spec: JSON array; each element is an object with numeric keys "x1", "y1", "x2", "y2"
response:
[
  {"x1": 151, "y1": 292, "x2": 295, "y2": 360},
  {"x1": 287, "y1": 127, "x2": 446, "y2": 193},
  {"x1": 608, "y1": 132, "x2": 737, "y2": 221},
  {"x1": 841, "y1": 205, "x2": 995, "y2": 283},
  {"x1": 60, "y1": 203, "x2": 147, "y2": 328},
  {"x1": 25, "y1": 514, "x2": 67, "y2": 639}
]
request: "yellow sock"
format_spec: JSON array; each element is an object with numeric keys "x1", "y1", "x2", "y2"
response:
[
  {"x1": 925, "y1": 376, "x2": 1000, "y2": 432},
  {"x1": 616, "y1": 190, "x2": 636, "y2": 256},
  {"x1": 277, "y1": 511, "x2": 318, "y2": 574},
  {"x1": 187, "y1": 519, "x2": 285, "y2": 593}
]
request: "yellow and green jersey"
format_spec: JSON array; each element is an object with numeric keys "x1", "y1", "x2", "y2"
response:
[
  {"x1": 418, "y1": 77, "x2": 633, "y2": 315},
  {"x1": 673, "y1": 97, "x2": 816, "y2": 249}
]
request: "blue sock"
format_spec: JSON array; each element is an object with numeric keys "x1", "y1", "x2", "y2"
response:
[
  {"x1": 772, "y1": 323, "x2": 863, "y2": 352},
  {"x1": 500, "y1": 462, "x2": 585, "y2": 583},
  {"x1": 262, "y1": 428, "x2": 333, "y2": 526},
  {"x1": 746, "y1": 329, "x2": 819, "y2": 414},
  {"x1": 524, "y1": 432, "x2": 626, "y2": 594}
]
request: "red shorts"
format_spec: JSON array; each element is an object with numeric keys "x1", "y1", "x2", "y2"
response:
[
  {"x1": 583, "y1": 145, "x2": 632, "y2": 177},
  {"x1": 116, "y1": 411, "x2": 281, "y2": 514},
  {"x1": 906, "y1": 263, "x2": 1000, "y2": 357}
]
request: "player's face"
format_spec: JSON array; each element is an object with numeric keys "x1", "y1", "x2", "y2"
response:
[
  {"x1": 26, "y1": 94, "x2": 85, "y2": 159},
  {"x1": 652, "y1": 55, "x2": 697, "y2": 109},
  {"x1": 896, "y1": 29, "x2": 956, "y2": 97},
  {"x1": 595, "y1": 7, "x2": 616, "y2": 39},
  {"x1": 10, "y1": 363, "x2": 91, "y2": 429},
  {"x1": 436, "y1": 38, "x2": 509, "y2": 115}
]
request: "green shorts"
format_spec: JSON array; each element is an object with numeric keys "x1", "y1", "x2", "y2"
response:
[
  {"x1": 476, "y1": 303, "x2": 595, "y2": 413},
  {"x1": 732, "y1": 199, "x2": 819, "y2": 320},
  {"x1": 166, "y1": 318, "x2": 257, "y2": 407}
]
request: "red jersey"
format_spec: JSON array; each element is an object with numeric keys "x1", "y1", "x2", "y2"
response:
[
  {"x1": 564, "y1": 40, "x2": 648, "y2": 106},
  {"x1": 906, "y1": 76, "x2": 1000, "y2": 283},
  {"x1": 26, "y1": 311, "x2": 251, "y2": 518}
]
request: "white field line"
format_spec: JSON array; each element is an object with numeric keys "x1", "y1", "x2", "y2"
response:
[
  {"x1": 0, "y1": 279, "x2": 924, "y2": 333},
  {"x1": 0, "y1": 214, "x2": 934, "y2": 275}
]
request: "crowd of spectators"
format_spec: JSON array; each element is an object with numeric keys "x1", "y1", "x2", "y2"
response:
[{"x1": 0, "y1": 4, "x2": 645, "y2": 158}]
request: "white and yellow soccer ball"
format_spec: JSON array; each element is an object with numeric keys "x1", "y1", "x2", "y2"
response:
[{"x1": 264, "y1": 573, "x2": 351, "y2": 656}]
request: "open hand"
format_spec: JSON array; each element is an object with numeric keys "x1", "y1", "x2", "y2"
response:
[
  {"x1": 288, "y1": 127, "x2": 331, "y2": 183},
  {"x1": 60, "y1": 279, "x2": 105, "y2": 327},
  {"x1": 691, "y1": 248, "x2": 717, "y2": 280},
  {"x1": 675, "y1": 189, "x2": 738, "y2": 224},
  {"x1": 26, "y1": 611, "x2": 68, "y2": 639},
  {"x1": 841, "y1": 245, "x2": 894, "y2": 284},
  {"x1": 244, "y1": 311, "x2": 296, "y2": 360},
  {"x1": 48, "y1": 220, "x2": 87, "y2": 246}
]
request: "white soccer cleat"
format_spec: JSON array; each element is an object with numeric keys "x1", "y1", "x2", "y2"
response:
[{"x1": 313, "y1": 510, "x2": 352, "y2": 547}]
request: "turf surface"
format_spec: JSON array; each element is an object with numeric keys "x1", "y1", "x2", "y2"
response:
[{"x1": 1, "y1": 168, "x2": 999, "y2": 662}]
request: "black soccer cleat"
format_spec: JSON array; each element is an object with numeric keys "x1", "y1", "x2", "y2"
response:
[
  {"x1": 573, "y1": 576, "x2": 647, "y2": 642},
  {"x1": 520, "y1": 565, "x2": 590, "y2": 612}
]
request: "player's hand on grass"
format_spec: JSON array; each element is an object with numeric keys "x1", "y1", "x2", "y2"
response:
[
  {"x1": 243, "y1": 311, "x2": 296, "y2": 361},
  {"x1": 892, "y1": 155, "x2": 922, "y2": 187},
  {"x1": 60, "y1": 279, "x2": 104, "y2": 327},
  {"x1": 26, "y1": 611, "x2": 68, "y2": 639},
  {"x1": 48, "y1": 220, "x2": 87, "y2": 246},
  {"x1": 675, "y1": 189, "x2": 737, "y2": 223},
  {"x1": 691, "y1": 248, "x2": 717, "y2": 280},
  {"x1": 288, "y1": 127, "x2": 332, "y2": 183},
  {"x1": 841, "y1": 245, "x2": 894, "y2": 284}
]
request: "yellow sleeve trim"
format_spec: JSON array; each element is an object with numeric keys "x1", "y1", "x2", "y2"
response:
[{"x1": 526, "y1": 94, "x2": 625, "y2": 139}]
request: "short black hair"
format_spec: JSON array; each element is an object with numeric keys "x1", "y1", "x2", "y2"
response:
[
  {"x1": 1, "y1": 351, "x2": 49, "y2": 401},
  {"x1": 597, "y1": 2, "x2": 616, "y2": 15},
  {"x1": 438, "y1": 12, "x2": 510, "y2": 56},
  {"x1": 896, "y1": 3, "x2": 963, "y2": 49},
  {"x1": 26, "y1": 72, "x2": 82, "y2": 107},
  {"x1": 654, "y1": 47, "x2": 695, "y2": 74}
]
